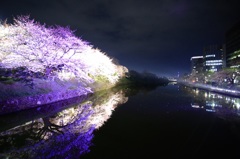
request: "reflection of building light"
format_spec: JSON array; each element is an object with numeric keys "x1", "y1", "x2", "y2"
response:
[
  {"x1": 206, "y1": 109, "x2": 216, "y2": 112},
  {"x1": 195, "y1": 89, "x2": 199, "y2": 94},
  {"x1": 191, "y1": 103, "x2": 200, "y2": 108},
  {"x1": 236, "y1": 103, "x2": 240, "y2": 109},
  {"x1": 204, "y1": 92, "x2": 208, "y2": 98},
  {"x1": 206, "y1": 101, "x2": 222, "y2": 107}
]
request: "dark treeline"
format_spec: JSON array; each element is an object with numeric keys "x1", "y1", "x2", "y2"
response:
[{"x1": 118, "y1": 70, "x2": 169, "y2": 87}]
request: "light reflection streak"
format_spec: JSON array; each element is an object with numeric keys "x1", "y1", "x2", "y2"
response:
[
  {"x1": 206, "y1": 109, "x2": 216, "y2": 112},
  {"x1": 184, "y1": 86, "x2": 240, "y2": 114}
]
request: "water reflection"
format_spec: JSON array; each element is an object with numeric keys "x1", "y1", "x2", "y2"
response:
[
  {"x1": 0, "y1": 87, "x2": 128, "y2": 159},
  {"x1": 180, "y1": 86, "x2": 240, "y2": 115},
  {"x1": 1, "y1": 84, "x2": 240, "y2": 158}
]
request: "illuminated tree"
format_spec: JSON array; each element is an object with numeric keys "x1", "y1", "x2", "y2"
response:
[
  {"x1": 210, "y1": 68, "x2": 240, "y2": 85},
  {"x1": 0, "y1": 16, "x2": 128, "y2": 88}
]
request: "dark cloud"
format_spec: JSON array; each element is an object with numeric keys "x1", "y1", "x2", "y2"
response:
[{"x1": 1, "y1": 0, "x2": 240, "y2": 76}]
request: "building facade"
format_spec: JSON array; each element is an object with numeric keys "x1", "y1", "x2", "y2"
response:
[
  {"x1": 203, "y1": 45, "x2": 224, "y2": 72},
  {"x1": 190, "y1": 56, "x2": 203, "y2": 74},
  {"x1": 225, "y1": 21, "x2": 240, "y2": 68}
]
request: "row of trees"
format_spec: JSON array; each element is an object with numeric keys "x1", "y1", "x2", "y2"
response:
[
  {"x1": 117, "y1": 70, "x2": 169, "y2": 87},
  {"x1": 209, "y1": 68, "x2": 240, "y2": 85},
  {"x1": 181, "y1": 68, "x2": 240, "y2": 86}
]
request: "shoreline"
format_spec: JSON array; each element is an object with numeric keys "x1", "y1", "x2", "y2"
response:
[
  {"x1": 0, "y1": 87, "x2": 93, "y2": 115},
  {"x1": 178, "y1": 81, "x2": 240, "y2": 98}
]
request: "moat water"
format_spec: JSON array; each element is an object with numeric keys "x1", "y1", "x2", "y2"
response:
[{"x1": 1, "y1": 83, "x2": 240, "y2": 158}]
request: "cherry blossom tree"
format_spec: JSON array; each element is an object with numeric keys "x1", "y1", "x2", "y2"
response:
[
  {"x1": 0, "y1": 16, "x2": 128, "y2": 88},
  {"x1": 210, "y1": 68, "x2": 240, "y2": 85}
]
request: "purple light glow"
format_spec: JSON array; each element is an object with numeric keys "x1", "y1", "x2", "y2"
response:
[
  {"x1": 0, "y1": 15, "x2": 128, "y2": 88},
  {"x1": 0, "y1": 88, "x2": 128, "y2": 158}
]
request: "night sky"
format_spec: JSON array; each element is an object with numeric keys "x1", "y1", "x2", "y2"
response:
[{"x1": 1, "y1": 0, "x2": 240, "y2": 77}]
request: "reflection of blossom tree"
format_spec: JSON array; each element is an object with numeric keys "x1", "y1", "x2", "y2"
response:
[
  {"x1": 32, "y1": 104, "x2": 95, "y2": 159},
  {"x1": 36, "y1": 117, "x2": 64, "y2": 139},
  {"x1": 0, "y1": 87, "x2": 128, "y2": 158},
  {"x1": 210, "y1": 68, "x2": 240, "y2": 85},
  {"x1": 0, "y1": 103, "x2": 94, "y2": 158},
  {"x1": 89, "y1": 90, "x2": 128, "y2": 129}
]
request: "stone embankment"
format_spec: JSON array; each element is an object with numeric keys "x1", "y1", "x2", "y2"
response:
[
  {"x1": 0, "y1": 87, "x2": 93, "y2": 115},
  {"x1": 178, "y1": 80, "x2": 240, "y2": 97}
]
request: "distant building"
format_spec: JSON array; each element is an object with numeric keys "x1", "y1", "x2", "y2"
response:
[
  {"x1": 203, "y1": 44, "x2": 224, "y2": 72},
  {"x1": 190, "y1": 56, "x2": 203, "y2": 74},
  {"x1": 225, "y1": 21, "x2": 240, "y2": 68}
]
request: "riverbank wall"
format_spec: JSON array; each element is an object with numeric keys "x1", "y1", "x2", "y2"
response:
[
  {"x1": 178, "y1": 81, "x2": 240, "y2": 97},
  {"x1": 0, "y1": 87, "x2": 93, "y2": 115}
]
